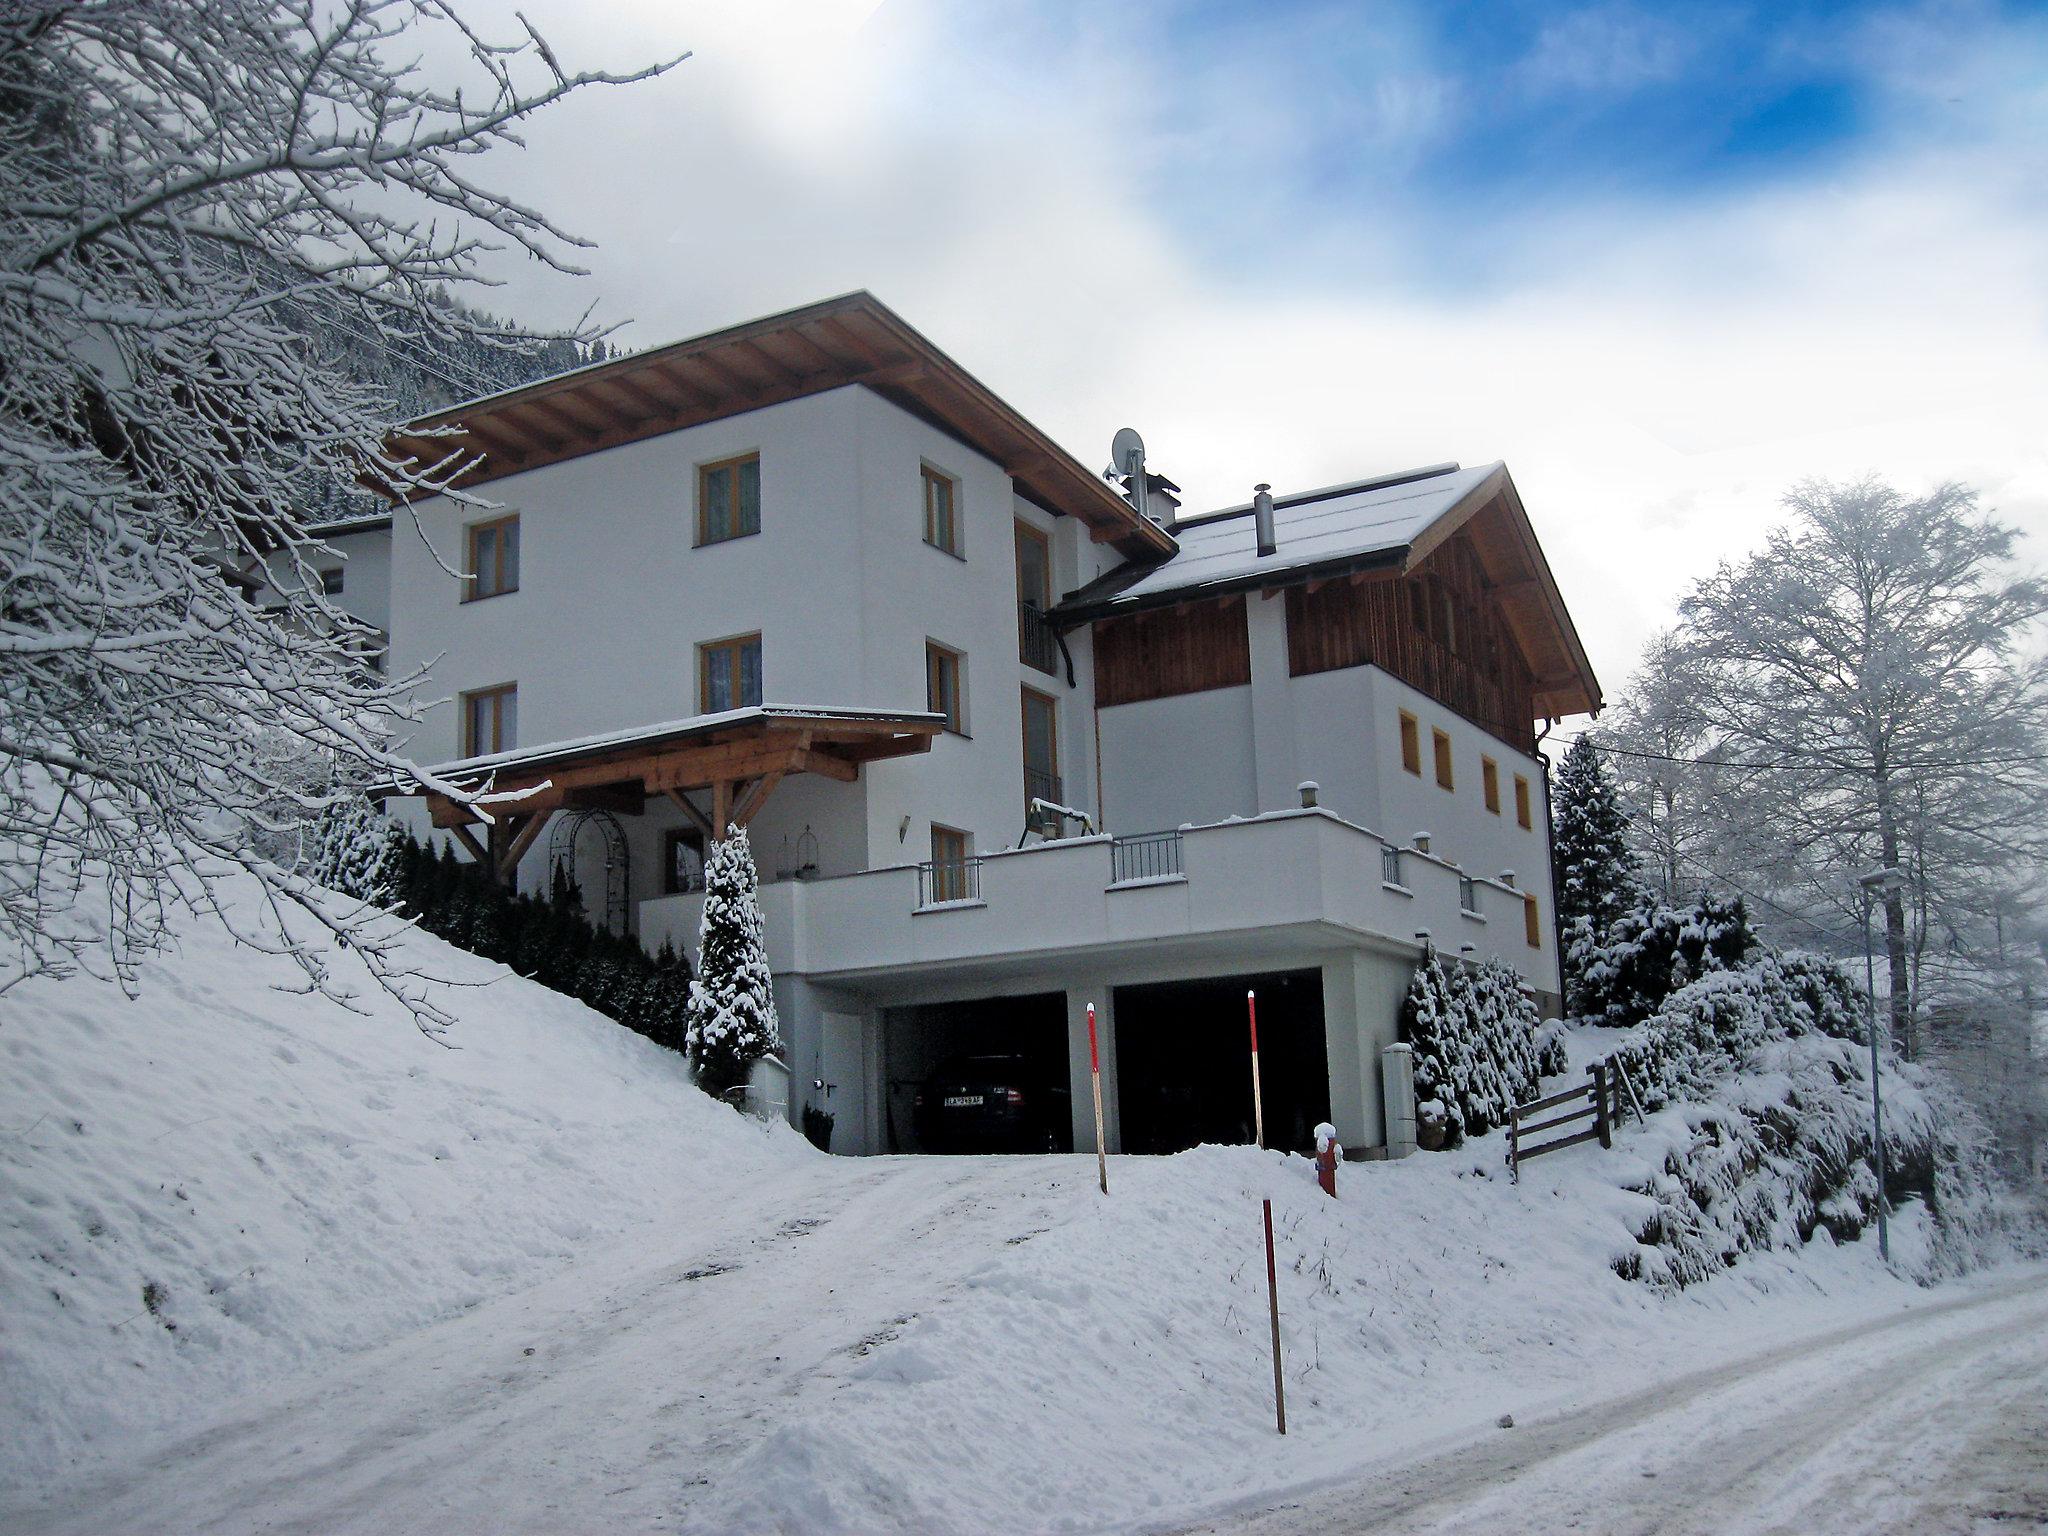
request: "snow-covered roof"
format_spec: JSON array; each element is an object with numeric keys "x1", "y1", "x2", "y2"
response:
[
  {"x1": 417, "y1": 703, "x2": 945, "y2": 784},
  {"x1": 1056, "y1": 462, "x2": 1500, "y2": 618}
]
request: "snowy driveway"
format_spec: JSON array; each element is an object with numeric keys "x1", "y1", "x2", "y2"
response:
[{"x1": 1188, "y1": 1271, "x2": 2048, "y2": 1536}]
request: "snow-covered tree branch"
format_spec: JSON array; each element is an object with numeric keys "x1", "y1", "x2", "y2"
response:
[{"x1": 0, "y1": 0, "x2": 677, "y2": 1026}]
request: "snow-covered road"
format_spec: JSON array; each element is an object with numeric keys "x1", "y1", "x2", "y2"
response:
[{"x1": 1189, "y1": 1272, "x2": 2048, "y2": 1536}]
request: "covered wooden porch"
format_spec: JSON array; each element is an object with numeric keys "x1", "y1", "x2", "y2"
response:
[{"x1": 397, "y1": 706, "x2": 943, "y2": 885}]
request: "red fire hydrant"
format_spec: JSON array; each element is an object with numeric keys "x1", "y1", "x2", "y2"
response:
[{"x1": 1314, "y1": 1122, "x2": 1340, "y2": 1198}]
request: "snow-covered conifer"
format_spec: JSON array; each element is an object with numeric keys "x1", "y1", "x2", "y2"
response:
[
  {"x1": 1553, "y1": 735, "x2": 1647, "y2": 1017},
  {"x1": 685, "y1": 828, "x2": 781, "y2": 1098}
]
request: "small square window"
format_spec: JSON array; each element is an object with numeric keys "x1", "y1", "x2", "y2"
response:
[
  {"x1": 697, "y1": 454, "x2": 761, "y2": 546},
  {"x1": 461, "y1": 683, "x2": 517, "y2": 757},
  {"x1": 663, "y1": 828, "x2": 707, "y2": 895},
  {"x1": 319, "y1": 567, "x2": 345, "y2": 596},
  {"x1": 1482, "y1": 757, "x2": 1501, "y2": 815},
  {"x1": 1399, "y1": 712, "x2": 1421, "y2": 776},
  {"x1": 1515, "y1": 774, "x2": 1533, "y2": 830},
  {"x1": 926, "y1": 642, "x2": 964, "y2": 733},
  {"x1": 923, "y1": 465, "x2": 960, "y2": 556},
  {"x1": 464, "y1": 515, "x2": 520, "y2": 601},
  {"x1": 1433, "y1": 728, "x2": 1454, "y2": 791},
  {"x1": 700, "y1": 633, "x2": 763, "y2": 713}
]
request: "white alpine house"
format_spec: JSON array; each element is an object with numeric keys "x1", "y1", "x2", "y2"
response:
[{"x1": 356, "y1": 292, "x2": 1602, "y2": 1160}]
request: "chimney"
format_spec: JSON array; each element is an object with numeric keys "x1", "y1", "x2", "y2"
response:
[
  {"x1": 1253, "y1": 483, "x2": 1277, "y2": 556},
  {"x1": 1412, "y1": 831, "x2": 1431, "y2": 854}
]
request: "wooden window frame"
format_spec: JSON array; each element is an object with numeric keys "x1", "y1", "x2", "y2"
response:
[
  {"x1": 698, "y1": 631, "x2": 763, "y2": 714},
  {"x1": 1432, "y1": 727, "x2": 1455, "y2": 792},
  {"x1": 1399, "y1": 711, "x2": 1422, "y2": 776},
  {"x1": 1482, "y1": 757, "x2": 1501, "y2": 815},
  {"x1": 1021, "y1": 684, "x2": 1058, "y2": 778},
  {"x1": 1515, "y1": 774, "x2": 1533, "y2": 830},
  {"x1": 922, "y1": 463, "x2": 962, "y2": 557},
  {"x1": 460, "y1": 681, "x2": 517, "y2": 757},
  {"x1": 929, "y1": 823, "x2": 971, "y2": 902},
  {"x1": 463, "y1": 514, "x2": 520, "y2": 602},
  {"x1": 1014, "y1": 519, "x2": 1052, "y2": 608},
  {"x1": 695, "y1": 452, "x2": 761, "y2": 547},
  {"x1": 926, "y1": 641, "x2": 966, "y2": 734},
  {"x1": 1524, "y1": 893, "x2": 1542, "y2": 949}
]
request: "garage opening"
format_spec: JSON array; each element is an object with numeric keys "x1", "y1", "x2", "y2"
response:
[
  {"x1": 881, "y1": 991, "x2": 1072, "y2": 1153},
  {"x1": 1114, "y1": 969, "x2": 1329, "y2": 1155}
]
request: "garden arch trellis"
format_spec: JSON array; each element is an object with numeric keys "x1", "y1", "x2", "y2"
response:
[{"x1": 547, "y1": 809, "x2": 629, "y2": 935}]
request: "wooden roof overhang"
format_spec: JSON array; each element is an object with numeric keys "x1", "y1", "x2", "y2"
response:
[
  {"x1": 371, "y1": 292, "x2": 1174, "y2": 561},
  {"x1": 393, "y1": 706, "x2": 943, "y2": 882}
]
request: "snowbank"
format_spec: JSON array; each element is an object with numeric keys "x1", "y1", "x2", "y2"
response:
[{"x1": 0, "y1": 876, "x2": 805, "y2": 1494}]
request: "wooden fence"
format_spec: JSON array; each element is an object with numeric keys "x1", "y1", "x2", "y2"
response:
[{"x1": 1507, "y1": 1058, "x2": 1645, "y2": 1182}]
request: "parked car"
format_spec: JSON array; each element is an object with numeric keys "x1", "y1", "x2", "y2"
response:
[{"x1": 913, "y1": 1053, "x2": 1071, "y2": 1153}]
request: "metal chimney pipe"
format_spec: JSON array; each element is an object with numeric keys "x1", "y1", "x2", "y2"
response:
[{"x1": 1253, "y1": 483, "x2": 1277, "y2": 556}]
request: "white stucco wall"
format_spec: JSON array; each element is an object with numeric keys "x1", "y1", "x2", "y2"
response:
[{"x1": 1095, "y1": 685, "x2": 1257, "y2": 833}]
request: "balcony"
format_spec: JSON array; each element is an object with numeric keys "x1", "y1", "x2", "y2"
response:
[
  {"x1": 1018, "y1": 600, "x2": 1061, "y2": 677},
  {"x1": 637, "y1": 807, "x2": 1554, "y2": 995},
  {"x1": 1024, "y1": 766, "x2": 1063, "y2": 819}
]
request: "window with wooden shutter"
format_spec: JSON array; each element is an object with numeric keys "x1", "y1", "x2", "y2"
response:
[
  {"x1": 1399, "y1": 711, "x2": 1421, "y2": 776},
  {"x1": 1482, "y1": 757, "x2": 1501, "y2": 814},
  {"x1": 1515, "y1": 774, "x2": 1532, "y2": 830},
  {"x1": 1433, "y1": 728, "x2": 1454, "y2": 791}
]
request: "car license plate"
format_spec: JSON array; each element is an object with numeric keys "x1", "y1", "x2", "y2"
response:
[{"x1": 944, "y1": 1094, "x2": 983, "y2": 1108}]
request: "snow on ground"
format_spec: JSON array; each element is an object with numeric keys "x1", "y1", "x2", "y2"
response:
[
  {"x1": 0, "y1": 878, "x2": 805, "y2": 1496},
  {"x1": 2, "y1": 878, "x2": 2037, "y2": 1534}
]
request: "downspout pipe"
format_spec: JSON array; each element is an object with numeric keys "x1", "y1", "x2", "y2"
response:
[{"x1": 1534, "y1": 717, "x2": 1569, "y2": 1019}]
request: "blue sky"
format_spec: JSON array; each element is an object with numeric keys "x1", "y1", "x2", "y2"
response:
[{"x1": 479, "y1": 0, "x2": 2048, "y2": 692}]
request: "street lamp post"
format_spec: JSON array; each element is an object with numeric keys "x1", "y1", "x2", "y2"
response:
[{"x1": 1859, "y1": 866, "x2": 1906, "y2": 1263}]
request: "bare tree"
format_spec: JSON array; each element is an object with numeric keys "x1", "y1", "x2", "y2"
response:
[
  {"x1": 1670, "y1": 477, "x2": 2048, "y2": 1056},
  {"x1": 0, "y1": 1, "x2": 674, "y2": 1027}
]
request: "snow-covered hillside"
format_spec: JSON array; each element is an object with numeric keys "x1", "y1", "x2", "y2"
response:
[
  {"x1": 2, "y1": 880, "x2": 2032, "y2": 1534},
  {"x1": 0, "y1": 881, "x2": 804, "y2": 1494}
]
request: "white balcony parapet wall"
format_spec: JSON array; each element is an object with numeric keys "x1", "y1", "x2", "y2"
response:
[{"x1": 639, "y1": 806, "x2": 1558, "y2": 998}]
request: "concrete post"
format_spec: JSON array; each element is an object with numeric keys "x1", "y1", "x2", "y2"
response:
[{"x1": 1381, "y1": 1041, "x2": 1417, "y2": 1159}]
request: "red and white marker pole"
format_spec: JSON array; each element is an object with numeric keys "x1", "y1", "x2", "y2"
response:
[
  {"x1": 1247, "y1": 989, "x2": 1266, "y2": 1150},
  {"x1": 1087, "y1": 1002, "x2": 1108, "y2": 1195}
]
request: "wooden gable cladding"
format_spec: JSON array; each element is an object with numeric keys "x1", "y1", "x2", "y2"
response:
[
  {"x1": 1286, "y1": 528, "x2": 1538, "y2": 753},
  {"x1": 1093, "y1": 595, "x2": 1252, "y2": 708}
]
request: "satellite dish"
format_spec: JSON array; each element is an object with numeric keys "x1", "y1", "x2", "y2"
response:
[
  {"x1": 1108, "y1": 427, "x2": 1151, "y2": 523},
  {"x1": 1110, "y1": 426, "x2": 1145, "y2": 472}
]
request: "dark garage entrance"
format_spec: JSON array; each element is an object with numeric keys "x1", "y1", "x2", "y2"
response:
[
  {"x1": 881, "y1": 991, "x2": 1072, "y2": 1154},
  {"x1": 1114, "y1": 969, "x2": 1330, "y2": 1155}
]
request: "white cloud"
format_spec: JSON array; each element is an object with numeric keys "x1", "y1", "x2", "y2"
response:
[{"x1": 461, "y1": 0, "x2": 2048, "y2": 706}]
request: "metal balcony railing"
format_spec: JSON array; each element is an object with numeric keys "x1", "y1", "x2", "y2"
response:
[
  {"x1": 1111, "y1": 830, "x2": 1184, "y2": 883},
  {"x1": 1382, "y1": 845, "x2": 1404, "y2": 886},
  {"x1": 1018, "y1": 600, "x2": 1061, "y2": 676},
  {"x1": 917, "y1": 855, "x2": 982, "y2": 907},
  {"x1": 1024, "y1": 767, "x2": 1063, "y2": 818}
]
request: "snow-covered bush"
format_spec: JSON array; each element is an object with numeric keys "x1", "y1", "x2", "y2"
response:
[
  {"x1": 686, "y1": 827, "x2": 781, "y2": 1099},
  {"x1": 306, "y1": 797, "x2": 404, "y2": 906},
  {"x1": 1400, "y1": 947, "x2": 1554, "y2": 1148},
  {"x1": 1571, "y1": 892, "x2": 1758, "y2": 1031}
]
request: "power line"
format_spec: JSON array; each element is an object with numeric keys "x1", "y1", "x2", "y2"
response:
[{"x1": 1588, "y1": 741, "x2": 2048, "y2": 774}]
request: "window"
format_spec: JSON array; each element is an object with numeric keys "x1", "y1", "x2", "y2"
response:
[
  {"x1": 1433, "y1": 727, "x2": 1454, "y2": 791},
  {"x1": 461, "y1": 683, "x2": 516, "y2": 757},
  {"x1": 923, "y1": 464, "x2": 960, "y2": 555},
  {"x1": 1514, "y1": 774, "x2": 1533, "y2": 830},
  {"x1": 318, "y1": 567, "x2": 345, "y2": 596},
  {"x1": 663, "y1": 828, "x2": 707, "y2": 895},
  {"x1": 1014, "y1": 521, "x2": 1051, "y2": 609},
  {"x1": 1524, "y1": 894, "x2": 1542, "y2": 949},
  {"x1": 697, "y1": 453, "x2": 761, "y2": 546},
  {"x1": 926, "y1": 641, "x2": 964, "y2": 734},
  {"x1": 1399, "y1": 711, "x2": 1422, "y2": 776},
  {"x1": 929, "y1": 824, "x2": 971, "y2": 902},
  {"x1": 1022, "y1": 687, "x2": 1059, "y2": 808},
  {"x1": 1459, "y1": 875, "x2": 1478, "y2": 913},
  {"x1": 464, "y1": 515, "x2": 520, "y2": 601},
  {"x1": 699, "y1": 633, "x2": 763, "y2": 713},
  {"x1": 1482, "y1": 757, "x2": 1501, "y2": 815}
]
